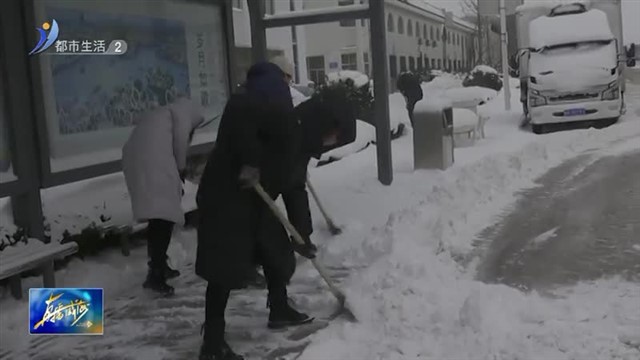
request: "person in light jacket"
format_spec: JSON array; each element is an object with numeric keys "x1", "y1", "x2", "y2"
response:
[{"x1": 122, "y1": 97, "x2": 204, "y2": 296}]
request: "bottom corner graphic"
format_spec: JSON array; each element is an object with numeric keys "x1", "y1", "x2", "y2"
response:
[{"x1": 29, "y1": 288, "x2": 104, "y2": 335}]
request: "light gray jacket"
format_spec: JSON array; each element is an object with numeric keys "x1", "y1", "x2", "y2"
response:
[{"x1": 122, "y1": 98, "x2": 204, "y2": 225}]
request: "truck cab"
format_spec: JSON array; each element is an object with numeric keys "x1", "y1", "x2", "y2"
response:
[{"x1": 515, "y1": 1, "x2": 627, "y2": 133}]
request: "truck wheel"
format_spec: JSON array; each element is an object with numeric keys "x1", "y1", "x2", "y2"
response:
[
  {"x1": 595, "y1": 118, "x2": 618, "y2": 129},
  {"x1": 531, "y1": 124, "x2": 552, "y2": 135}
]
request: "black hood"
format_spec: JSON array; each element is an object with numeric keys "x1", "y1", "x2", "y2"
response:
[{"x1": 295, "y1": 91, "x2": 356, "y2": 159}]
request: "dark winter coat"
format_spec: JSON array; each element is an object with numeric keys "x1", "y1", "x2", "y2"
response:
[
  {"x1": 196, "y1": 62, "x2": 299, "y2": 288},
  {"x1": 396, "y1": 72, "x2": 424, "y2": 126},
  {"x1": 195, "y1": 70, "x2": 357, "y2": 288}
]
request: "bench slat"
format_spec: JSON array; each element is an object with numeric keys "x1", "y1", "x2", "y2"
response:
[{"x1": 0, "y1": 242, "x2": 78, "y2": 280}]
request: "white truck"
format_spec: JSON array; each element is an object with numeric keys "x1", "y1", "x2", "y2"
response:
[{"x1": 514, "y1": 0, "x2": 630, "y2": 134}]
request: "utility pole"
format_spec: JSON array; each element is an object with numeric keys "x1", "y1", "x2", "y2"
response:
[{"x1": 500, "y1": 0, "x2": 511, "y2": 111}]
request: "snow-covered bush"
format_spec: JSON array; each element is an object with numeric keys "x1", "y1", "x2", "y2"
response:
[
  {"x1": 319, "y1": 71, "x2": 374, "y2": 125},
  {"x1": 463, "y1": 65, "x2": 503, "y2": 92}
]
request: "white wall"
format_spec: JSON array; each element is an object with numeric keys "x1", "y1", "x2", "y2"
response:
[{"x1": 231, "y1": 0, "x2": 309, "y2": 84}]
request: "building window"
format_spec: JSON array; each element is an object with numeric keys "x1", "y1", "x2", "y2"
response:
[
  {"x1": 363, "y1": 52, "x2": 370, "y2": 76},
  {"x1": 409, "y1": 56, "x2": 415, "y2": 71},
  {"x1": 448, "y1": 59, "x2": 452, "y2": 71},
  {"x1": 437, "y1": 59, "x2": 442, "y2": 69},
  {"x1": 398, "y1": 16, "x2": 404, "y2": 35},
  {"x1": 387, "y1": 13, "x2": 394, "y2": 32},
  {"x1": 341, "y1": 53, "x2": 358, "y2": 70},
  {"x1": 400, "y1": 56, "x2": 407, "y2": 72},
  {"x1": 423, "y1": 24, "x2": 427, "y2": 39},
  {"x1": 417, "y1": 56, "x2": 423, "y2": 71},
  {"x1": 265, "y1": 0, "x2": 275, "y2": 15},
  {"x1": 424, "y1": 56, "x2": 429, "y2": 69},
  {"x1": 389, "y1": 55, "x2": 398, "y2": 78},
  {"x1": 430, "y1": 26, "x2": 434, "y2": 40},
  {"x1": 407, "y1": 19, "x2": 413, "y2": 36},
  {"x1": 436, "y1": 28, "x2": 440, "y2": 41},
  {"x1": 339, "y1": 0, "x2": 355, "y2": 27},
  {"x1": 431, "y1": 58, "x2": 436, "y2": 69},
  {"x1": 307, "y1": 56, "x2": 326, "y2": 84},
  {"x1": 232, "y1": 0, "x2": 243, "y2": 9},
  {"x1": 416, "y1": 22, "x2": 421, "y2": 39}
]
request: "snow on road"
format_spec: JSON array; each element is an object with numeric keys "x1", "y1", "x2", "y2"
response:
[
  {"x1": 1, "y1": 80, "x2": 639, "y2": 359},
  {"x1": 299, "y1": 83, "x2": 640, "y2": 360}
]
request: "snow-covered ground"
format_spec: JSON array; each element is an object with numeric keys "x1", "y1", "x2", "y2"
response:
[
  {"x1": 298, "y1": 83, "x2": 640, "y2": 360},
  {"x1": 1, "y1": 79, "x2": 639, "y2": 359}
]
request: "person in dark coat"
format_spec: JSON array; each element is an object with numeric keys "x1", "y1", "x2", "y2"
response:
[
  {"x1": 195, "y1": 62, "x2": 351, "y2": 360},
  {"x1": 396, "y1": 72, "x2": 424, "y2": 127},
  {"x1": 282, "y1": 86, "x2": 357, "y2": 258}
]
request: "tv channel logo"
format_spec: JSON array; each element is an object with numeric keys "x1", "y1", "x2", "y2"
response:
[
  {"x1": 29, "y1": 19, "x2": 59, "y2": 56},
  {"x1": 29, "y1": 288, "x2": 104, "y2": 335}
]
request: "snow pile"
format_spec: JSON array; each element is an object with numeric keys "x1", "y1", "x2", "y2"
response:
[
  {"x1": 443, "y1": 86, "x2": 498, "y2": 106},
  {"x1": 326, "y1": 70, "x2": 370, "y2": 88},
  {"x1": 453, "y1": 108, "x2": 478, "y2": 130},
  {"x1": 317, "y1": 120, "x2": 375, "y2": 165},
  {"x1": 529, "y1": 9, "x2": 614, "y2": 50},
  {"x1": 471, "y1": 65, "x2": 499, "y2": 75},
  {"x1": 301, "y1": 113, "x2": 640, "y2": 359},
  {"x1": 427, "y1": 73, "x2": 464, "y2": 90}
]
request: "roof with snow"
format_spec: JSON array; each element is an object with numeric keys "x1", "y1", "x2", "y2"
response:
[{"x1": 529, "y1": 8, "x2": 614, "y2": 50}]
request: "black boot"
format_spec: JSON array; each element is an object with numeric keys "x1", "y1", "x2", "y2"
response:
[
  {"x1": 199, "y1": 324, "x2": 244, "y2": 360},
  {"x1": 163, "y1": 263, "x2": 180, "y2": 279},
  {"x1": 268, "y1": 303, "x2": 313, "y2": 329},
  {"x1": 267, "y1": 289, "x2": 313, "y2": 329},
  {"x1": 142, "y1": 268, "x2": 174, "y2": 296}
]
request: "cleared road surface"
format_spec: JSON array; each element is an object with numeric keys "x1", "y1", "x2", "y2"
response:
[{"x1": 478, "y1": 149, "x2": 640, "y2": 291}]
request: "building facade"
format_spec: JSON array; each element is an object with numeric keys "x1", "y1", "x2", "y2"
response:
[
  {"x1": 230, "y1": 0, "x2": 477, "y2": 88},
  {"x1": 301, "y1": 0, "x2": 477, "y2": 87}
]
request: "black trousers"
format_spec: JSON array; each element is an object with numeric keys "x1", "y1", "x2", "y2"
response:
[
  {"x1": 407, "y1": 103, "x2": 416, "y2": 127},
  {"x1": 147, "y1": 219, "x2": 175, "y2": 271},
  {"x1": 204, "y1": 257, "x2": 288, "y2": 347}
]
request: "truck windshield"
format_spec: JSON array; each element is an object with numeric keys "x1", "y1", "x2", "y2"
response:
[{"x1": 531, "y1": 40, "x2": 617, "y2": 73}]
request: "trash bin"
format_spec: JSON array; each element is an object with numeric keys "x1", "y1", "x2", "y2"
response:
[{"x1": 412, "y1": 99, "x2": 454, "y2": 170}]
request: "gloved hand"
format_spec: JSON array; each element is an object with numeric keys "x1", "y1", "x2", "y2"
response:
[
  {"x1": 291, "y1": 236, "x2": 317, "y2": 259},
  {"x1": 238, "y1": 166, "x2": 260, "y2": 189}
]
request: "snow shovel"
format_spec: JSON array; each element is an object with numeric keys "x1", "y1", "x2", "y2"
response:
[
  {"x1": 306, "y1": 176, "x2": 342, "y2": 235},
  {"x1": 253, "y1": 183, "x2": 356, "y2": 322}
]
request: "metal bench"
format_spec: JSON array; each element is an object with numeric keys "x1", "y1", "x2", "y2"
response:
[{"x1": 0, "y1": 241, "x2": 78, "y2": 299}]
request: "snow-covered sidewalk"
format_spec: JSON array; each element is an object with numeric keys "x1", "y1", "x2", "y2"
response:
[{"x1": 1, "y1": 81, "x2": 639, "y2": 360}]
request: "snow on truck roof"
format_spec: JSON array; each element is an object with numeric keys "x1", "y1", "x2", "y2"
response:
[
  {"x1": 518, "y1": 0, "x2": 592, "y2": 12},
  {"x1": 529, "y1": 8, "x2": 614, "y2": 50}
]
